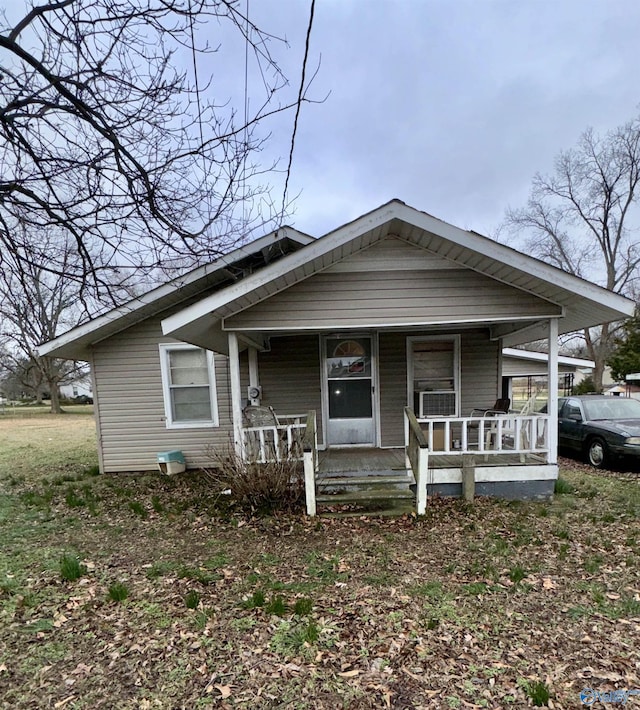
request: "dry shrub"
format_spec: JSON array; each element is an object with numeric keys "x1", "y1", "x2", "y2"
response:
[{"x1": 204, "y1": 446, "x2": 304, "y2": 515}]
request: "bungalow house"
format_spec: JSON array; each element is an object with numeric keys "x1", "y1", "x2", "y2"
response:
[{"x1": 39, "y1": 200, "x2": 634, "y2": 514}]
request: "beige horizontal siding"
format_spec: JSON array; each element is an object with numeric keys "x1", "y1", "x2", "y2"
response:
[
  {"x1": 92, "y1": 316, "x2": 233, "y2": 473},
  {"x1": 92, "y1": 315, "x2": 502, "y2": 468},
  {"x1": 378, "y1": 332, "x2": 408, "y2": 447},
  {"x1": 502, "y1": 358, "x2": 575, "y2": 377},
  {"x1": 244, "y1": 330, "x2": 500, "y2": 450},
  {"x1": 256, "y1": 335, "x2": 324, "y2": 444},
  {"x1": 224, "y1": 269, "x2": 562, "y2": 330},
  {"x1": 378, "y1": 330, "x2": 500, "y2": 447},
  {"x1": 324, "y1": 236, "x2": 459, "y2": 272},
  {"x1": 460, "y1": 331, "x2": 500, "y2": 414}
]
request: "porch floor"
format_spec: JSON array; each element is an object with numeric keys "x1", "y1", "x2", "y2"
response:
[
  {"x1": 318, "y1": 448, "x2": 407, "y2": 475},
  {"x1": 317, "y1": 447, "x2": 547, "y2": 475}
]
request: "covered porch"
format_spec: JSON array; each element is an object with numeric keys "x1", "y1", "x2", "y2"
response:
[
  {"x1": 222, "y1": 317, "x2": 561, "y2": 515},
  {"x1": 236, "y1": 400, "x2": 555, "y2": 515},
  {"x1": 319, "y1": 447, "x2": 548, "y2": 473},
  {"x1": 315, "y1": 445, "x2": 555, "y2": 513}
]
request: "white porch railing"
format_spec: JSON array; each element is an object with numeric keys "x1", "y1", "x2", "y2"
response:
[
  {"x1": 240, "y1": 410, "x2": 318, "y2": 515},
  {"x1": 241, "y1": 414, "x2": 308, "y2": 463},
  {"x1": 415, "y1": 413, "x2": 550, "y2": 458},
  {"x1": 240, "y1": 408, "x2": 548, "y2": 517}
]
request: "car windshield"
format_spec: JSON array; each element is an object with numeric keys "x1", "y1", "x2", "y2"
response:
[{"x1": 582, "y1": 398, "x2": 640, "y2": 420}]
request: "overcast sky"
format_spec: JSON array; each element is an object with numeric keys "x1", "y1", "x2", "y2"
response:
[{"x1": 229, "y1": 0, "x2": 640, "y2": 241}]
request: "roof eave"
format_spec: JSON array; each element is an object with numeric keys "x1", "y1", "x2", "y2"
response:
[
  {"x1": 163, "y1": 201, "x2": 635, "y2": 341},
  {"x1": 38, "y1": 227, "x2": 313, "y2": 359},
  {"x1": 502, "y1": 347, "x2": 595, "y2": 368}
]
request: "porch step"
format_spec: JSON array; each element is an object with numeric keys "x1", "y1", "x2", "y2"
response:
[
  {"x1": 316, "y1": 488, "x2": 415, "y2": 504},
  {"x1": 317, "y1": 473, "x2": 413, "y2": 490},
  {"x1": 320, "y1": 504, "x2": 416, "y2": 518},
  {"x1": 314, "y1": 456, "x2": 416, "y2": 516}
]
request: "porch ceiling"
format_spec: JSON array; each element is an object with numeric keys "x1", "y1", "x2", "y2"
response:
[{"x1": 161, "y1": 200, "x2": 634, "y2": 352}]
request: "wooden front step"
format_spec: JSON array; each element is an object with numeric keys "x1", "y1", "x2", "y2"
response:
[
  {"x1": 315, "y1": 469, "x2": 416, "y2": 516},
  {"x1": 318, "y1": 471, "x2": 414, "y2": 486},
  {"x1": 316, "y1": 488, "x2": 415, "y2": 504},
  {"x1": 317, "y1": 474, "x2": 414, "y2": 496},
  {"x1": 319, "y1": 504, "x2": 416, "y2": 518}
]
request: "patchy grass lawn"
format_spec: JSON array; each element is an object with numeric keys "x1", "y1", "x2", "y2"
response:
[
  {"x1": 1, "y1": 415, "x2": 639, "y2": 709},
  {"x1": 0, "y1": 408, "x2": 97, "y2": 482}
]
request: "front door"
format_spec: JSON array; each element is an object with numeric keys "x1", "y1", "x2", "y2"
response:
[{"x1": 324, "y1": 335, "x2": 375, "y2": 446}]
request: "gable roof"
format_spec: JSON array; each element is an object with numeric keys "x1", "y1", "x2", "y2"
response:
[
  {"x1": 39, "y1": 227, "x2": 314, "y2": 359},
  {"x1": 161, "y1": 200, "x2": 634, "y2": 351}
]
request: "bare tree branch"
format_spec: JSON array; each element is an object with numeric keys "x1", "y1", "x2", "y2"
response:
[
  {"x1": 0, "y1": 0, "x2": 314, "y2": 300},
  {"x1": 503, "y1": 115, "x2": 640, "y2": 390}
]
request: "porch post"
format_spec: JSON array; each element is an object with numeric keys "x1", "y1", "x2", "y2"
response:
[
  {"x1": 248, "y1": 346, "x2": 260, "y2": 405},
  {"x1": 228, "y1": 331, "x2": 243, "y2": 456},
  {"x1": 547, "y1": 318, "x2": 559, "y2": 464}
]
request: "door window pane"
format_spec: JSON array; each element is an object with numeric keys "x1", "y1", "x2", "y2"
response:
[
  {"x1": 329, "y1": 379, "x2": 373, "y2": 419},
  {"x1": 326, "y1": 338, "x2": 371, "y2": 378}
]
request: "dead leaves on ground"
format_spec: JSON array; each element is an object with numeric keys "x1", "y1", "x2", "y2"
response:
[{"x1": 1, "y1": 468, "x2": 640, "y2": 708}]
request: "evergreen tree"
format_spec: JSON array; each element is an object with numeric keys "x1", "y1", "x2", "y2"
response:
[{"x1": 607, "y1": 311, "x2": 640, "y2": 382}]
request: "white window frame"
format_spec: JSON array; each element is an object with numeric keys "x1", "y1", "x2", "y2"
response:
[
  {"x1": 159, "y1": 343, "x2": 219, "y2": 429},
  {"x1": 406, "y1": 335, "x2": 461, "y2": 418}
]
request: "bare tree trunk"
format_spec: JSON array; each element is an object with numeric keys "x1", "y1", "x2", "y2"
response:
[
  {"x1": 592, "y1": 360, "x2": 605, "y2": 393},
  {"x1": 49, "y1": 385, "x2": 62, "y2": 414},
  {"x1": 583, "y1": 324, "x2": 611, "y2": 392}
]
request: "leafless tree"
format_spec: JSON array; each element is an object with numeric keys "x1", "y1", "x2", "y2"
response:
[
  {"x1": 504, "y1": 115, "x2": 640, "y2": 390},
  {"x1": 0, "y1": 0, "x2": 309, "y2": 300},
  {"x1": 0, "y1": 232, "x2": 95, "y2": 412}
]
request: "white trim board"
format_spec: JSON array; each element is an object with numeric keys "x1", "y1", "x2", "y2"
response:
[
  {"x1": 429, "y1": 464, "x2": 558, "y2": 485},
  {"x1": 218, "y1": 314, "x2": 564, "y2": 333}
]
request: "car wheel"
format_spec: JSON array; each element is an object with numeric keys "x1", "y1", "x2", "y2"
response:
[{"x1": 586, "y1": 437, "x2": 608, "y2": 468}]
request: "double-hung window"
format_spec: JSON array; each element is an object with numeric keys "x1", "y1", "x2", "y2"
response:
[
  {"x1": 159, "y1": 343, "x2": 218, "y2": 428},
  {"x1": 408, "y1": 336, "x2": 460, "y2": 418}
]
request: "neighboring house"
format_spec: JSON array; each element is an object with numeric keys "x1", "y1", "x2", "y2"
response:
[
  {"x1": 605, "y1": 383, "x2": 640, "y2": 400},
  {"x1": 59, "y1": 376, "x2": 93, "y2": 400},
  {"x1": 40, "y1": 200, "x2": 634, "y2": 511},
  {"x1": 592, "y1": 365, "x2": 616, "y2": 390},
  {"x1": 571, "y1": 364, "x2": 615, "y2": 391}
]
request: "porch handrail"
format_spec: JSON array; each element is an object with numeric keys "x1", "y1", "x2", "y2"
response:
[
  {"x1": 415, "y1": 412, "x2": 549, "y2": 456},
  {"x1": 404, "y1": 407, "x2": 429, "y2": 515},
  {"x1": 301, "y1": 410, "x2": 317, "y2": 453},
  {"x1": 405, "y1": 406, "x2": 428, "y2": 449},
  {"x1": 302, "y1": 410, "x2": 318, "y2": 516}
]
